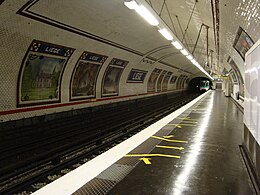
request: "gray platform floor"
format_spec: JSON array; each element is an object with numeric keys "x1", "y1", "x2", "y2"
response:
[{"x1": 75, "y1": 91, "x2": 256, "y2": 195}]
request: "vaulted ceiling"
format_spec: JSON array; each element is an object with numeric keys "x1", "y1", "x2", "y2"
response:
[
  {"x1": 4, "y1": 0, "x2": 260, "y2": 78},
  {"x1": 143, "y1": 0, "x2": 260, "y2": 78}
]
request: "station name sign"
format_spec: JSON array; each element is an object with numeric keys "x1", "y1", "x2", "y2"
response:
[
  {"x1": 127, "y1": 69, "x2": 147, "y2": 83},
  {"x1": 30, "y1": 40, "x2": 74, "y2": 57},
  {"x1": 80, "y1": 52, "x2": 107, "y2": 63},
  {"x1": 110, "y1": 58, "x2": 128, "y2": 67}
]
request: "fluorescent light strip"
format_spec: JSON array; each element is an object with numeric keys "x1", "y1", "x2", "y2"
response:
[
  {"x1": 123, "y1": 1, "x2": 213, "y2": 80},
  {"x1": 158, "y1": 28, "x2": 173, "y2": 40},
  {"x1": 124, "y1": 0, "x2": 139, "y2": 9},
  {"x1": 186, "y1": 55, "x2": 193, "y2": 60},
  {"x1": 135, "y1": 5, "x2": 159, "y2": 26},
  {"x1": 190, "y1": 59, "x2": 213, "y2": 80},
  {"x1": 191, "y1": 59, "x2": 197, "y2": 65},
  {"x1": 171, "y1": 41, "x2": 183, "y2": 50},
  {"x1": 180, "y1": 49, "x2": 188, "y2": 56}
]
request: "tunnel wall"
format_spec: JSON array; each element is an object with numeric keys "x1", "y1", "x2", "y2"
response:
[{"x1": 0, "y1": 1, "x2": 191, "y2": 122}]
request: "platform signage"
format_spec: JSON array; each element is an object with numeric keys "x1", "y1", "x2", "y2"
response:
[
  {"x1": 109, "y1": 58, "x2": 128, "y2": 67},
  {"x1": 81, "y1": 52, "x2": 107, "y2": 63},
  {"x1": 18, "y1": 40, "x2": 75, "y2": 107},
  {"x1": 71, "y1": 51, "x2": 108, "y2": 100},
  {"x1": 30, "y1": 41, "x2": 74, "y2": 57},
  {"x1": 127, "y1": 69, "x2": 147, "y2": 83}
]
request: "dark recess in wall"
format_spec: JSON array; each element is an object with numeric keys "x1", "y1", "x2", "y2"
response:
[
  {"x1": 0, "y1": 0, "x2": 5, "y2": 5},
  {"x1": 188, "y1": 77, "x2": 212, "y2": 92}
]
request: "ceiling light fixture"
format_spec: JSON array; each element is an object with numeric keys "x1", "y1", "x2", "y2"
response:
[
  {"x1": 158, "y1": 28, "x2": 173, "y2": 40},
  {"x1": 171, "y1": 41, "x2": 183, "y2": 50},
  {"x1": 135, "y1": 5, "x2": 159, "y2": 26},
  {"x1": 124, "y1": 0, "x2": 139, "y2": 9},
  {"x1": 186, "y1": 55, "x2": 193, "y2": 60},
  {"x1": 191, "y1": 59, "x2": 197, "y2": 65},
  {"x1": 124, "y1": 0, "x2": 159, "y2": 26},
  {"x1": 180, "y1": 49, "x2": 189, "y2": 56},
  {"x1": 124, "y1": 0, "x2": 213, "y2": 80}
]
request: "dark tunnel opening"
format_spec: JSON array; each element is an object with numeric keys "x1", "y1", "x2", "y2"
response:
[{"x1": 188, "y1": 77, "x2": 212, "y2": 93}]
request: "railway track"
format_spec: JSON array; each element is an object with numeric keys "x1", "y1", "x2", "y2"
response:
[{"x1": 0, "y1": 92, "x2": 200, "y2": 194}]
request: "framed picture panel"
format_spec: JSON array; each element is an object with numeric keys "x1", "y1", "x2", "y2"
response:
[
  {"x1": 227, "y1": 56, "x2": 244, "y2": 95},
  {"x1": 17, "y1": 40, "x2": 75, "y2": 107},
  {"x1": 70, "y1": 51, "x2": 108, "y2": 100},
  {"x1": 169, "y1": 75, "x2": 178, "y2": 84},
  {"x1": 102, "y1": 58, "x2": 128, "y2": 97},
  {"x1": 156, "y1": 70, "x2": 167, "y2": 92},
  {"x1": 181, "y1": 75, "x2": 188, "y2": 88},
  {"x1": 162, "y1": 72, "x2": 173, "y2": 91},
  {"x1": 147, "y1": 68, "x2": 162, "y2": 92},
  {"x1": 176, "y1": 75, "x2": 184, "y2": 89},
  {"x1": 230, "y1": 71, "x2": 238, "y2": 83},
  {"x1": 233, "y1": 26, "x2": 254, "y2": 61}
]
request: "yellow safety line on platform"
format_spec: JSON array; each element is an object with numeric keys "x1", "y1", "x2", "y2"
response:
[
  {"x1": 163, "y1": 135, "x2": 174, "y2": 138},
  {"x1": 151, "y1": 135, "x2": 188, "y2": 143},
  {"x1": 167, "y1": 123, "x2": 197, "y2": 127},
  {"x1": 125, "y1": 153, "x2": 180, "y2": 159},
  {"x1": 180, "y1": 121, "x2": 198, "y2": 124},
  {"x1": 177, "y1": 117, "x2": 198, "y2": 121},
  {"x1": 139, "y1": 158, "x2": 152, "y2": 164},
  {"x1": 156, "y1": 145, "x2": 184, "y2": 150},
  {"x1": 169, "y1": 124, "x2": 182, "y2": 128}
]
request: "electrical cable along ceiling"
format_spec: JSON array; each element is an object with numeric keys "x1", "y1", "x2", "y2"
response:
[
  {"x1": 142, "y1": 0, "x2": 259, "y2": 77},
  {"x1": 124, "y1": 0, "x2": 214, "y2": 80},
  {"x1": 145, "y1": 0, "x2": 217, "y2": 72}
]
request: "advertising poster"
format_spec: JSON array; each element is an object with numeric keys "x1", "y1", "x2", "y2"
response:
[
  {"x1": 244, "y1": 43, "x2": 260, "y2": 145},
  {"x1": 222, "y1": 68, "x2": 228, "y2": 75},
  {"x1": 71, "y1": 52, "x2": 107, "y2": 100},
  {"x1": 157, "y1": 70, "x2": 167, "y2": 92},
  {"x1": 162, "y1": 72, "x2": 173, "y2": 91},
  {"x1": 181, "y1": 75, "x2": 188, "y2": 88},
  {"x1": 176, "y1": 75, "x2": 184, "y2": 89},
  {"x1": 170, "y1": 75, "x2": 178, "y2": 84},
  {"x1": 230, "y1": 71, "x2": 238, "y2": 83},
  {"x1": 186, "y1": 77, "x2": 190, "y2": 84},
  {"x1": 147, "y1": 68, "x2": 162, "y2": 92},
  {"x1": 227, "y1": 56, "x2": 244, "y2": 96},
  {"x1": 102, "y1": 58, "x2": 128, "y2": 96},
  {"x1": 18, "y1": 40, "x2": 75, "y2": 107},
  {"x1": 233, "y1": 26, "x2": 254, "y2": 60},
  {"x1": 127, "y1": 69, "x2": 147, "y2": 83}
]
